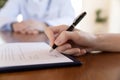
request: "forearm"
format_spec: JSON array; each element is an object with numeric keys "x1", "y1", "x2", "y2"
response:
[{"x1": 94, "y1": 34, "x2": 120, "y2": 52}]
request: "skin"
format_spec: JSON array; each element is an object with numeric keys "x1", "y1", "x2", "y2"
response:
[
  {"x1": 45, "y1": 25, "x2": 120, "y2": 56},
  {"x1": 12, "y1": 20, "x2": 48, "y2": 35}
]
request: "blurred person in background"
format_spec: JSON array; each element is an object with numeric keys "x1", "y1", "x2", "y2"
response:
[{"x1": 0, "y1": 0, "x2": 75, "y2": 34}]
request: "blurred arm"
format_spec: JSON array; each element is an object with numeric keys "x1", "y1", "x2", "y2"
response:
[{"x1": 0, "y1": 0, "x2": 20, "y2": 30}]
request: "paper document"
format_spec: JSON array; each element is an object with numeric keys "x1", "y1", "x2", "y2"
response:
[{"x1": 0, "y1": 42, "x2": 73, "y2": 67}]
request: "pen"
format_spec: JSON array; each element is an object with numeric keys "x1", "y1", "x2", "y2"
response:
[{"x1": 50, "y1": 12, "x2": 87, "y2": 52}]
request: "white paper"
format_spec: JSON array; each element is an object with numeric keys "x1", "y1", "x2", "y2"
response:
[{"x1": 0, "y1": 42, "x2": 73, "y2": 67}]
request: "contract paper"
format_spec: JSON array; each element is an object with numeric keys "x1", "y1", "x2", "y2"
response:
[{"x1": 0, "y1": 42, "x2": 73, "y2": 67}]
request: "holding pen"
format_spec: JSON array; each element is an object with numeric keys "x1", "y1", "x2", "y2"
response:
[
  {"x1": 45, "y1": 11, "x2": 120, "y2": 56},
  {"x1": 49, "y1": 12, "x2": 87, "y2": 52}
]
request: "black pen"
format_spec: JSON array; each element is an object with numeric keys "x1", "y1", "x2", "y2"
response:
[{"x1": 50, "y1": 12, "x2": 87, "y2": 52}]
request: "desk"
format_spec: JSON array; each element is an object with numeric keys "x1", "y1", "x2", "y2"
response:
[{"x1": 0, "y1": 31, "x2": 120, "y2": 80}]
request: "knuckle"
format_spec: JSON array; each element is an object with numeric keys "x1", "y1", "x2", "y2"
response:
[
  {"x1": 62, "y1": 31, "x2": 69, "y2": 38},
  {"x1": 76, "y1": 48, "x2": 80, "y2": 53},
  {"x1": 62, "y1": 31, "x2": 67, "y2": 34}
]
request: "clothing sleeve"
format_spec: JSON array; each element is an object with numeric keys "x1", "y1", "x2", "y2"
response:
[
  {"x1": 1, "y1": 23, "x2": 12, "y2": 31},
  {"x1": 0, "y1": 0, "x2": 20, "y2": 30},
  {"x1": 46, "y1": 0, "x2": 75, "y2": 26}
]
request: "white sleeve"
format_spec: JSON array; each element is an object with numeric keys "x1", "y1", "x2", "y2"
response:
[
  {"x1": 0, "y1": 0, "x2": 20, "y2": 29},
  {"x1": 46, "y1": 0, "x2": 75, "y2": 26}
]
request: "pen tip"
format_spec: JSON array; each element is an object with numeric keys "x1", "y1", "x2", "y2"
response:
[{"x1": 49, "y1": 48, "x2": 54, "y2": 53}]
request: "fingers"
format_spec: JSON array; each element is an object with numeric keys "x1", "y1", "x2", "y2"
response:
[
  {"x1": 55, "y1": 43, "x2": 87, "y2": 56},
  {"x1": 55, "y1": 31, "x2": 78, "y2": 46},
  {"x1": 14, "y1": 25, "x2": 40, "y2": 35},
  {"x1": 13, "y1": 20, "x2": 46, "y2": 35},
  {"x1": 45, "y1": 27, "x2": 55, "y2": 46},
  {"x1": 56, "y1": 43, "x2": 72, "y2": 53},
  {"x1": 24, "y1": 28, "x2": 39, "y2": 35},
  {"x1": 63, "y1": 48, "x2": 87, "y2": 56},
  {"x1": 45, "y1": 25, "x2": 68, "y2": 46},
  {"x1": 32, "y1": 30, "x2": 39, "y2": 34}
]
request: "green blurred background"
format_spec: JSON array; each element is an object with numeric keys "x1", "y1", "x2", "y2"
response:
[{"x1": 0, "y1": 0, "x2": 7, "y2": 8}]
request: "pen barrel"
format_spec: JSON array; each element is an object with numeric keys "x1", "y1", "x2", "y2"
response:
[
  {"x1": 73, "y1": 12, "x2": 86, "y2": 26},
  {"x1": 67, "y1": 12, "x2": 86, "y2": 32},
  {"x1": 66, "y1": 25, "x2": 74, "y2": 31},
  {"x1": 52, "y1": 44, "x2": 58, "y2": 49},
  {"x1": 52, "y1": 12, "x2": 87, "y2": 50}
]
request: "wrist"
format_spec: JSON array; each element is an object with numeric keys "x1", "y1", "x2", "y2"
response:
[
  {"x1": 88, "y1": 34, "x2": 99, "y2": 51},
  {"x1": 93, "y1": 34, "x2": 104, "y2": 51},
  {"x1": 11, "y1": 22, "x2": 17, "y2": 32}
]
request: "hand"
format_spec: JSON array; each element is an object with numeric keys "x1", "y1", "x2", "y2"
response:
[
  {"x1": 45, "y1": 25, "x2": 97, "y2": 56},
  {"x1": 24, "y1": 20, "x2": 48, "y2": 34},
  {"x1": 12, "y1": 20, "x2": 48, "y2": 34},
  {"x1": 12, "y1": 21, "x2": 28, "y2": 34}
]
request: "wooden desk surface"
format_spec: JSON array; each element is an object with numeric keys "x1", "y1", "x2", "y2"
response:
[{"x1": 0, "y1": 31, "x2": 120, "y2": 80}]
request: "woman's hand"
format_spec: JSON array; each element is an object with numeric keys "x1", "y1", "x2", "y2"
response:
[{"x1": 45, "y1": 25, "x2": 97, "y2": 56}]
